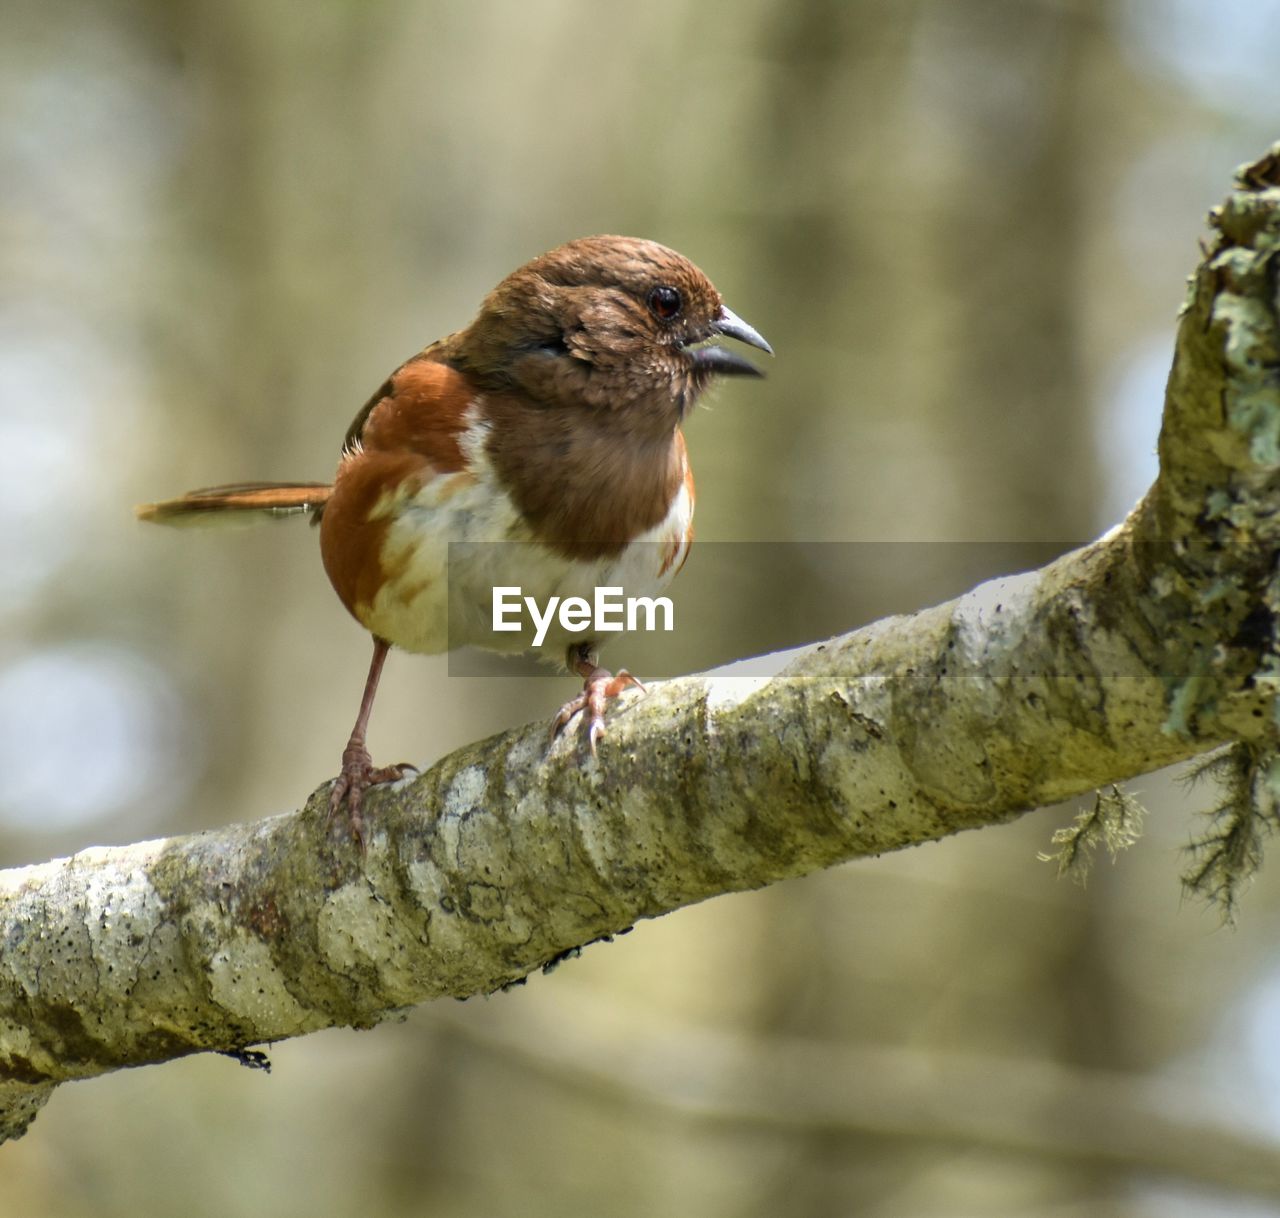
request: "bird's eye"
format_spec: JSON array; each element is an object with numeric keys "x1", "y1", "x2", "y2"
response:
[{"x1": 646, "y1": 285, "x2": 682, "y2": 321}]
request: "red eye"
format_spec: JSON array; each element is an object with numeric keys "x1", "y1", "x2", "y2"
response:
[{"x1": 646, "y1": 285, "x2": 682, "y2": 321}]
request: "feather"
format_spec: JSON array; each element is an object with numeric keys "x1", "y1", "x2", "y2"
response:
[{"x1": 135, "y1": 482, "x2": 332, "y2": 528}]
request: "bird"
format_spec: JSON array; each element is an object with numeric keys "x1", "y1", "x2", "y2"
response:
[{"x1": 137, "y1": 235, "x2": 772, "y2": 841}]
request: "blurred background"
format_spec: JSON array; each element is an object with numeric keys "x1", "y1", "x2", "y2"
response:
[{"x1": 3, "y1": 0, "x2": 1280, "y2": 1214}]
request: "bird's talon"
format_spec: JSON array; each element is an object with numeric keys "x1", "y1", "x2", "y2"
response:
[
  {"x1": 549, "y1": 699, "x2": 581, "y2": 743},
  {"x1": 612, "y1": 670, "x2": 645, "y2": 696},
  {"x1": 550, "y1": 663, "x2": 643, "y2": 755},
  {"x1": 328, "y1": 742, "x2": 410, "y2": 845}
]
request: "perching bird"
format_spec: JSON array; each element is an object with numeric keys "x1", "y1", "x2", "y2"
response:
[{"x1": 138, "y1": 236, "x2": 771, "y2": 840}]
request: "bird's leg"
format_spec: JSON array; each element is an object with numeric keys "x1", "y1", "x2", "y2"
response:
[
  {"x1": 550, "y1": 641, "x2": 645, "y2": 754},
  {"x1": 329, "y1": 636, "x2": 413, "y2": 844}
]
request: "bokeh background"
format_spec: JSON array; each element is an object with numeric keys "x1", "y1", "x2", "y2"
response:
[{"x1": 4, "y1": 1, "x2": 1280, "y2": 1215}]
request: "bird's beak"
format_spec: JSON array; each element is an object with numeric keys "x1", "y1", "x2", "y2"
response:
[{"x1": 688, "y1": 305, "x2": 774, "y2": 377}]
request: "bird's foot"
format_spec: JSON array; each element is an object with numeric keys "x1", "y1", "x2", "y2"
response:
[
  {"x1": 550, "y1": 666, "x2": 645, "y2": 755},
  {"x1": 328, "y1": 741, "x2": 413, "y2": 847}
]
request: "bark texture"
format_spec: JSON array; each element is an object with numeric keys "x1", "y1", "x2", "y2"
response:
[{"x1": 4, "y1": 148, "x2": 1280, "y2": 1143}]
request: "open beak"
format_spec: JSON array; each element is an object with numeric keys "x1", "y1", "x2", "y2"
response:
[{"x1": 688, "y1": 305, "x2": 774, "y2": 377}]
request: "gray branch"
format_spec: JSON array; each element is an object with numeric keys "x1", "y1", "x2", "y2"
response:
[{"x1": 4, "y1": 148, "x2": 1280, "y2": 1147}]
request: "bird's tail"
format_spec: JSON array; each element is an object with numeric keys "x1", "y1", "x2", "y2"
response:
[{"x1": 135, "y1": 481, "x2": 333, "y2": 528}]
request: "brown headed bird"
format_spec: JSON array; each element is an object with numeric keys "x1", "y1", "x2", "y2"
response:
[{"x1": 139, "y1": 236, "x2": 772, "y2": 840}]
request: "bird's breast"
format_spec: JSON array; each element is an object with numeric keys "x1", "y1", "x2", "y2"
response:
[{"x1": 327, "y1": 419, "x2": 695, "y2": 658}]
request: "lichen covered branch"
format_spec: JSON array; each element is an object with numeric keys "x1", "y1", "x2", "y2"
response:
[{"x1": 4, "y1": 147, "x2": 1280, "y2": 1142}]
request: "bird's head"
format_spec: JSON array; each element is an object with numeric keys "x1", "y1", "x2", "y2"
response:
[{"x1": 456, "y1": 235, "x2": 772, "y2": 431}]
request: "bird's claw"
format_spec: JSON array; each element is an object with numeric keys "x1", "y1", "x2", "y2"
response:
[
  {"x1": 550, "y1": 668, "x2": 645, "y2": 755},
  {"x1": 328, "y1": 742, "x2": 413, "y2": 847}
]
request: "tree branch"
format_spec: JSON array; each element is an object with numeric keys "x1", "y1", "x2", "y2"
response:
[{"x1": 4, "y1": 147, "x2": 1280, "y2": 1143}]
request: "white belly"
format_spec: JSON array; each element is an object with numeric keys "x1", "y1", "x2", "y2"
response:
[{"x1": 360, "y1": 458, "x2": 692, "y2": 659}]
